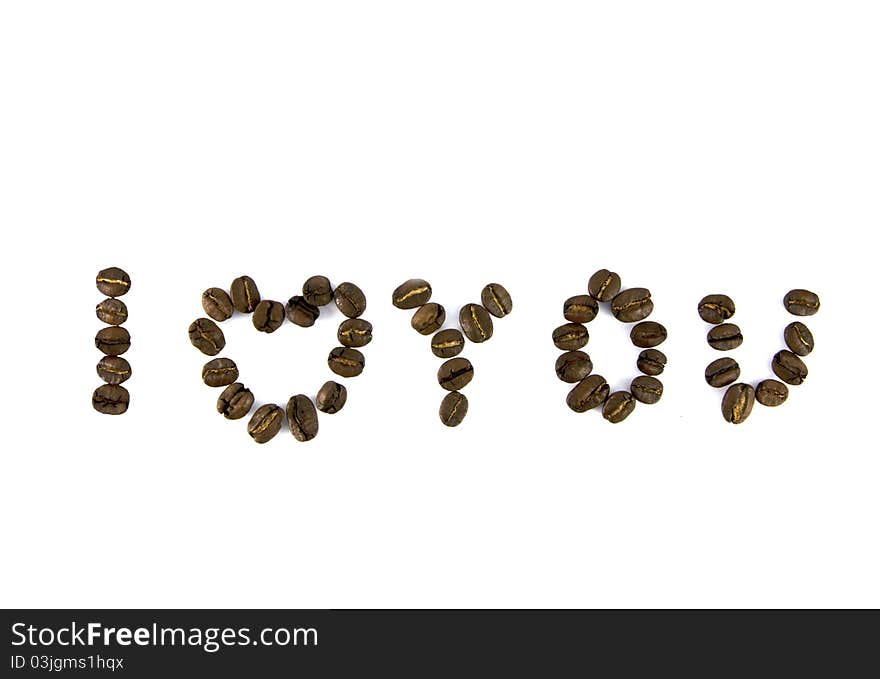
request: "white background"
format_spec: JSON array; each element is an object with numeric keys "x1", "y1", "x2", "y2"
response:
[{"x1": 1, "y1": 1, "x2": 877, "y2": 608}]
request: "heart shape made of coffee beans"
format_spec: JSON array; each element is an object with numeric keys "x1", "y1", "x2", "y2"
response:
[{"x1": 188, "y1": 275, "x2": 371, "y2": 444}]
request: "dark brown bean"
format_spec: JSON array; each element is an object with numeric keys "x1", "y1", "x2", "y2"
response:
[
  {"x1": 481, "y1": 283, "x2": 513, "y2": 318},
  {"x1": 555, "y1": 351, "x2": 593, "y2": 383},
  {"x1": 92, "y1": 384, "x2": 130, "y2": 414},
  {"x1": 392, "y1": 279, "x2": 432, "y2": 309},
  {"x1": 783, "y1": 289, "x2": 820, "y2": 316},
  {"x1": 216, "y1": 383, "x2": 254, "y2": 420},
  {"x1": 756, "y1": 379, "x2": 788, "y2": 407},
  {"x1": 97, "y1": 356, "x2": 131, "y2": 385},
  {"x1": 772, "y1": 350, "x2": 808, "y2": 385},
  {"x1": 630, "y1": 321, "x2": 667, "y2": 348},
  {"x1": 328, "y1": 347, "x2": 365, "y2": 377},
  {"x1": 316, "y1": 381, "x2": 347, "y2": 414},
  {"x1": 96, "y1": 298, "x2": 128, "y2": 325},
  {"x1": 188, "y1": 318, "x2": 225, "y2": 355},
  {"x1": 552, "y1": 323, "x2": 589, "y2": 351},
  {"x1": 637, "y1": 349, "x2": 666, "y2": 376},
  {"x1": 439, "y1": 391, "x2": 468, "y2": 427},
  {"x1": 784, "y1": 322, "x2": 814, "y2": 356},
  {"x1": 566, "y1": 375, "x2": 609, "y2": 412},
  {"x1": 95, "y1": 326, "x2": 131, "y2": 356},
  {"x1": 460, "y1": 303, "x2": 494, "y2": 343},
  {"x1": 338, "y1": 319, "x2": 373, "y2": 347},
  {"x1": 302, "y1": 275, "x2": 334, "y2": 306},
  {"x1": 563, "y1": 295, "x2": 599, "y2": 323},
  {"x1": 611, "y1": 288, "x2": 653, "y2": 323},
  {"x1": 252, "y1": 300, "x2": 285, "y2": 332},
  {"x1": 202, "y1": 357, "x2": 238, "y2": 387},
  {"x1": 588, "y1": 269, "x2": 621, "y2": 302},
  {"x1": 96, "y1": 267, "x2": 131, "y2": 297},
  {"x1": 247, "y1": 404, "x2": 283, "y2": 443},
  {"x1": 721, "y1": 383, "x2": 755, "y2": 424},
  {"x1": 438, "y1": 357, "x2": 474, "y2": 391},
  {"x1": 411, "y1": 303, "x2": 446, "y2": 335},
  {"x1": 230, "y1": 275, "x2": 260, "y2": 313},
  {"x1": 704, "y1": 357, "x2": 740, "y2": 388},
  {"x1": 285, "y1": 296, "x2": 319, "y2": 327},
  {"x1": 334, "y1": 282, "x2": 366, "y2": 318},
  {"x1": 697, "y1": 294, "x2": 735, "y2": 324},
  {"x1": 201, "y1": 287, "x2": 234, "y2": 321},
  {"x1": 603, "y1": 391, "x2": 636, "y2": 423},
  {"x1": 286, "y1": 395, "x2": 319, "y2": 442},
  {"x1": 431, "y1": 329, "x2": 465, "y2": 358},
  {"x1": 631, "y1": 376, "x2": 663, "y2": 404},
  {"x1": 707, "y1": 323, "x2": 743, "y2": 351}
]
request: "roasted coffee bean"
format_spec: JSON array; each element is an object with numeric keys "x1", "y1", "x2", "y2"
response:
[
  {"x1": 552, "y1": 323, "x2": 589, "y2": 351},
  {"x1": 630, "y1": 321, "x2": 667, "y2": 348},
  {"x1": 287, "y1": 394, "x2": 319, "y2": 442},
  {"x1": 431, "y1": 328, "x2": 465, "y2": 358},
  {"x1": 216, "y1": 383, "x2": 254, "y2": 420},
  {"x1": 588, "y1": 269, "x2": 621, "y2": 302},
  {"x1": 285, "y1": 296, "x2": 319, "y2": 328},
  {"x1": 96, "y1": 267, "x2": 131, "y2": 297},
  {"x1": 247, "y1": 404, "x2": 283, "y2": 444},
  {"x1": 637, "y1": 349, "x2": 667, "y2": 376},
  {"x1": 784, "y1": 321, "x2": 814, "y2": 356},
  {"x1": 201, "y1": 287, "x2": 234, "y2": 321},
  {"x1": 697, "y1": 294, "x2": 735, "y2": 324},
  {"x1": 328, "y1": 347, "x2": 365, "y2": 377},
  {"x1": 411, "y1": 303, "x2": 446, "y2": 335},
  {"x1": 707, "y1": 323, "x2": 743, "y2": 351},
  {"x1": 96, "y1": 298, "x2": 128, "y2": 325},
  {"x1": 481, "y1": 283, "x2": 513, "y2": 318},
  {"x1": 772, "y1": 350, "x2": 808, "y2": 385},
  {"x1": 188, "y1": 318, "x2": 225, "y2": 355},
  {"x1": 631, "y1": 376, "x2": 663, "y2": 404},
  {"x1": 95, "y1": 326, "x2": 130, "y2": 356},
  {"x1": 566, "y1": 375, "x2": 609, "y2": 413},
  {"x1": 252, "y1": 300, "x2": 285, "y2": 332},
  {"x1": 338, "y1": 319, "x2": 373, "y2": 347},
  {"x1": 230, "y1": 275, "x2": 260, "y2": 313},
  {"x1": 392, "y1": 279, "x2": 432, "y2": 309},
  {"x1": 603, "y1": 391, "x2": 636, "y2": 423},
  {"x1": 334, "y1": 282, "x2": 367, "y2": 318},
  {"x1": 202, "y1": 357, "x2": 238, "y2": 387},
  {"x1": 439, "y1": 391, "x2": 468, "y2": 427},
  {"x1": 460, "y1": 303, "x2": 494, "y2": 343},
  {"x1": 316, "y1": 381, "x2": 347, "y2": 414},
  {"x1": 611, "y1": 288, "x2": 653, "y2": 323},
  {"x1": 756, "y1": 379, "x2": 788, "y2": 407},
  {"x1": 438, "y1": 357, "x2": 474, "y2": 391},
  {"x1": 302, "y1": 275, "x2": 334, "y2": 306},
  {"x1": 563, "y1": 295, "x2": 599, "y2": 324},
  {"x1": 555, "y1": 351, "x2": 593, "y2": 383},
  {"x1": 96, "y1": 356, "x2": 132, "y2": 385},
  {"x1": 92, "y1": 384, "x2": 129, "y2": 414},
  {"x1": 704, "y1": 357, "x2": 740, "y2": 388},
  {"x1": 721, "y1": 383, "x2": 755, "y2": 424},
  {"x1": 784, "y1": 289, "x2": 820, "y2": 316}
]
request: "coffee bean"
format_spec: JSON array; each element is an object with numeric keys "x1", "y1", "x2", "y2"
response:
[
  {"x1": 316, "y1": 381, "x2": 347, "y2": 414},
  {"x1": 431, "y1": 328, "x2": 465, "y2": 358},
  {"x1": 252, "y1": 300, "x2": 285, "y2": 332},
  {"x1": 92, "y1": 384, "x2": 129, "y2": 414},
  {"x1": 704, "y1": 357, "x2": 740, "y2": 388},
  {"x1": 697, "y1": 294, "x2": 735, "y2": 324},
  {"x1": 637, "y1": 349, "x2": 667, "y2": 376},
  {"x1": 563, "y1": 295, "x2": 599, "y2": 324},
  {"x1": 721, "y1": 383, "x2": 755, "y2": 424},
  {"x1": 285, "y1": 296, "x2": 319, "y2": 328},
  {"x1": 772, "y1": 350, "x2": 808, "y2": 385},
  {"x1": 784, "y1": 289, "x2": 820, "y2": 316},
  {"x1": 438, "y1": 357, "x2": 474, "y2": 391},
  {"x1": 566, "y1": 375, "x2": 609, "y2": 412},
  {"x1": 630, "y1": 321, "x2": 667, "y2": 348},
  {"x1": 756, "y1": 379, "x2": 788, "y2": 407},
  {"x1": 95, "y1": 326, "x2": 130, "y2": 356},
  {"x1": 603, "y1": 391, "x2": 636, "y2": 423},
  {"x1": 460, "y1": 303, "x2": 494, "y2": 343},
  {"x1": 302, "y1": 275, "x2": 334, "y2": 306},
  {"x1": 201, "y1": 287, "x2": 234, "y2": 321},
  {"x1": 588, "y1": 269, "x2": 621, "y2": 302},
  {"x1": 555, "y1": 351, "x2": 593, "y2": 383},
  {"x1": 481, "y1": 283, "x2": 513, "y2": 318},
  {"x1": 286, "y1": 394, "x2": 319, "y2": 442},
  {"x1": 247, "y1": 404, "x2": 283, "y2": 444},
  {"x1": 338, "y1": 319, "x2": 373, "y2": 347},
  {"x1": 202, "y1": 357, "x2": 238, "y2": 387},
  {"x1": 439, "y1": 391, "x2": 468, "y2": 427},
  {"x1": 707, "y1": 323, "x2": 743, "y2": 351},
  {"x1": 97, "y1": 356, "x2": 131, "y2": 385},
  {"x1": 334, "y1": 282, "x2": 366, "y2": 318},
  {"x1": 188, "y1": 318, "x2": 225, "y2": 355},
  {"x1": 96, "y1": 298, "x2": 128, "y2": 325},
  {"x1": 230, "y1": 275, "x2": 260, "y2": 313},
  {"x1": 784, "y1": 321, "x2": 814, "y2": 356},
  {"x1": 631, "y1": 376, "x2": 663, "y2": 404},
  {"x1": 328, "y1": 347, "x2": 365, "y2": 377},
  {"x1": 411, "y1": 303, "x2": 446, "y2": 335},
  {"x1": 392, "y1": 279, "x2": 432, "y2": 309},
  {"x1": 217, "y1": 383, "x2": 254, "y2": 420},
  {"x1": 611, "y1": 288, "x2": 653, "y2": 323},
  {"x1": 96, "y1": 267, "x2": 131, "y2": 297},
  {"x1": 552, "y1": 323, "x2": 589, "y2": 351}
]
